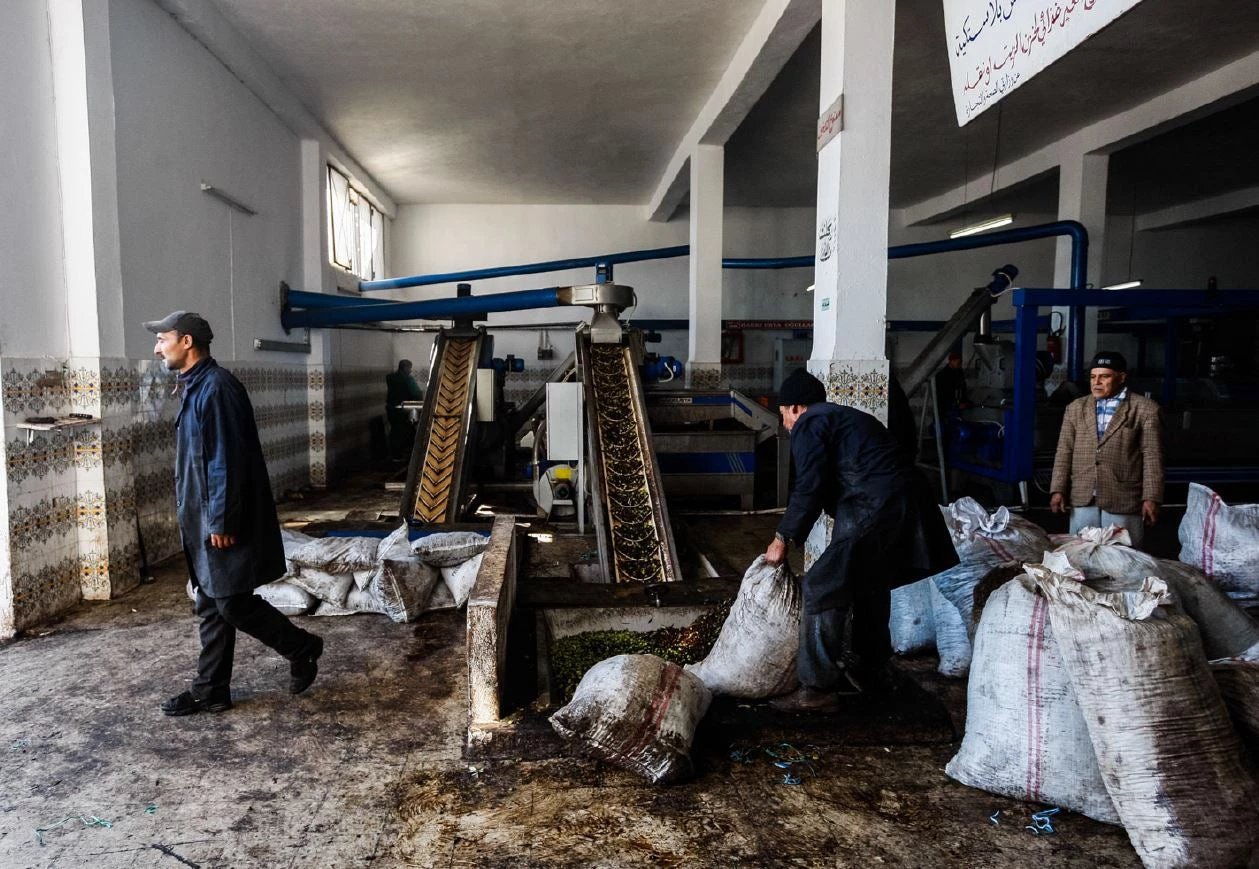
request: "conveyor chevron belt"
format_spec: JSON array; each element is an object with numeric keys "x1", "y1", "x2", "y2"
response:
[
  {"x1": 412, "y1": 337, "x2": 476, "y2": 523},
  {"x1": 587, "y1": 344, "x2": 668, "y2": 583}
]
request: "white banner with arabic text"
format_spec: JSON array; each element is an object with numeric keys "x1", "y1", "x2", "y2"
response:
[{"x1": 945, "y1": 0, "x2": 1145, "y2": 126}]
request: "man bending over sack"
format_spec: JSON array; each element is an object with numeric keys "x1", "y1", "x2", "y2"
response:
[{"x1": 765, "y1": 369, "x2": 958, "y2": 713}]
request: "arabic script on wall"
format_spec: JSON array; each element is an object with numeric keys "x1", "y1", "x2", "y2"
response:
[{"x1": 943, "y1": 0, "x2": 1146, "y2": 125}]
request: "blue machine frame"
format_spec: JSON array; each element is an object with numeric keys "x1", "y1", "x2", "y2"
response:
[{"x1": 963, "y1": 287, "x2": 1259, "y2": 487}]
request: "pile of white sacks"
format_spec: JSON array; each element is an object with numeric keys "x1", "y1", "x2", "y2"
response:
[
  {"x1": 245, "y1": 527, "x2": 488, "y2": 623},
  {"x1": 890, "y1": 497, "x2": 1051, "y2": 677},
  {"x1": 942, "y1": 486, "x2": 1259, "y2": 867}
]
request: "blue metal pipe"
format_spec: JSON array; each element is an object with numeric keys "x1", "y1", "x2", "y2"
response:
[
  {"x1": 721, "y1": 255, "x2": 814, "y2": 270},
  {"x1": 282, "y1": 287, "x2": 562, "y2": 330},
  {"x1": 359, "y1": 246, "x2": 689, "y2": 291},
  {"x1": 286, "y1": 289, "x2": 393, "y2": 309}
]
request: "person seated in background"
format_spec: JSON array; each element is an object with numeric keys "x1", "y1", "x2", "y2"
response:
[
  {"x1": 385, "y1": 359, "x2": 424, "y2": 461},
  {"x1": 1049, "y1": 351, "x2": 1163, "y2": 548}
]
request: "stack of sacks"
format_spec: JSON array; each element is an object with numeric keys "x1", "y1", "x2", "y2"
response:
[
  {"x1": 255, "y1": 525, "x2": 440, "y2": 623},
  {"x1": 891, "y1": 497, "x2": 1050, "y2": 677},
  {"x1": 1054, "y1": 524, "x2": 1259, "y2": 739},
  {"x1": 949, "y1": 555, "x2": 1259, "y2": 867},
  {"x1": 410, "y1": 531, "x2": 490, "y2": 609}
]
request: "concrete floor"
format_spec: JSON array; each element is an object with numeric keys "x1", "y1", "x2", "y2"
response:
[{"x1": 0, "y1": 476, "x2": 1143, "y2": 868}]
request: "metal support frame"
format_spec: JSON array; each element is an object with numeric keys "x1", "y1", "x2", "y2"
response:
[{"x1": 958, "y1": 288, "x2": 1259, "y2": 489}]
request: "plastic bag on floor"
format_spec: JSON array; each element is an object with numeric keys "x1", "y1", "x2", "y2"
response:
[
  {"x1": 550, "y1": 654, "x2": 712, "y2": 785},
  {"x1": 889, "y1": 578, "x2": 935, "y2": 655},
  {"x1": 411, "y1": 531, "x2": 490, "y2": 567},
  {"x1": 945, "y1": 571, "x2": 1119, "y2": 824},
  {"x1": 1179, "y1": 482, "x2": 1259, "y2": 604},
  {"x1": 684, "y1": 555, "x2": 800, "y2": 698},
  {"x1": 254, "y1": 579, "x2": 319, "y2": 616},
  {"x1": 930, "y1": 578, "x2": 973, "y2": 678},
  {"x1": 1031, "y1": 561, "x2": 1259, "y2": 867},
  {"x1": 288, "y1": 534, "x2": 380, "y2": 573},
  {"x1": 439, "y1": 553, "x2": 485, "y2": 609},
  {"x1": 943, "y1": 497, "x2": 1051, "y2": 565}
]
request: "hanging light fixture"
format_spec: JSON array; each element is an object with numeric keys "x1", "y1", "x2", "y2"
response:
[
  {"x1": 949, "y1": 214, "x2": 1014, "y2": 239},
  {"x1": 1102, "y1": 279, "x2": 1143, "y2": 290}
]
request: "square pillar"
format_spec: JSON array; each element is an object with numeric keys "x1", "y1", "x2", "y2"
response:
[
  {"x1": 687, "y1": 144, "x2": 725, "y2": 389},
  {"x1": 1054, "y1": 152, "x2": 1109, "y2": 368}
]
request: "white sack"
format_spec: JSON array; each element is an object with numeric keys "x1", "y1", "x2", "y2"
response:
[
  {"x1": 550, "y1": 654, "x2": 712, "y2": 785},
  {"x1": 345, "y1": 585, "x2": 386, "y2": 614},
  {"x1": 281, "y1": 527, "x2": 314, "y2": 573},
  {"x1": 370, "y1": 523, "x2": 441, "y2": 622},
  {"x1": 684, "y1": 556, "x2": 801, "y2": 698},
  {"x1": 1031, "y1": 563, "x2": 1259, "y2": 868},
  {"x1": 311, "y1": 600, "x2": 358, "y2": 616},
  {"x1": 1056, "y1": 528, "x2": 1259, "y2": 660},
  {"x1": 943, "y1": 497, "x2": 1052, "y2": 565},
  {"x1": 930, "y1": 579, "x2": 973, "y2": 678},
  {"x1": 889, "y1": 578, "x2": 936, "y2": 655},
  {"x1": 254, "y1": 579, "x2": 319, "y2": 616},
  {"x1": 289, "y1": 568, "x2": 354, "y2": 606},
  {"x1": 425, "y1": 581, "x2": 457, "y2": 612},
  {"x1": 411, "y1": 531, "x2": 490, "y2": 567},
  {"x1": 1179, "y1": 482, "x2": 1259, "y2": 604},
  {"x1": 288, "y1": 534, "x2": 380, "y2": 573},
  {"x1": 945, "y1": 573, "x2": 1120, "y2": 824},
  {"x1": 439, "y1": 553, "x2": 485, "y2": 609}
]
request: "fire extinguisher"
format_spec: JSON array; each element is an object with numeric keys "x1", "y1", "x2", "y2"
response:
[{"x1": 1046, "y1": 312, "x2": 1064, "y2": 364}]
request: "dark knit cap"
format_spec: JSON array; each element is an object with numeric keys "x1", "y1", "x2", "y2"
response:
[
  {"x1": 1089, "y1": 350, "x2": 1127, "y2": 373},
  {"x1": 777, "y1": 368, "x2": 826, "y2": 406}
]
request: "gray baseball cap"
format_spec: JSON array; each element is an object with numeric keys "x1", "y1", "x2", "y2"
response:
[{"x1": 142, "y1": 310, "x2": 214, "y2": 345}]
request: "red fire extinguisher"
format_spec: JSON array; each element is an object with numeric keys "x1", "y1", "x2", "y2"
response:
[{"x1": 1046, "y1": 312, "x2": 1064, "y2": 364}]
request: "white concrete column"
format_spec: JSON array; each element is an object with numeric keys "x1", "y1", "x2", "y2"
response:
[
  {"x1": 804, "y1": 0, "x2": 896, "y2": 571},
  {"x1": 686, "y1": 144, "x2": 725, "y2": 389},
  {"x1": 810, "y1": 0, "x2": 895, "y2": 419},
  {"x1": 1053, "y1": 152, "x2": 1108, "y2": 365}
]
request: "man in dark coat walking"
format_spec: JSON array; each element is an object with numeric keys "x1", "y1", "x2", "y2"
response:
[
  {"x1": 765, "y1": 369, "x2": 957, "y2": 712},
  {"x1": 146, "y1": 311, "x2": 324, "y2": 716}
]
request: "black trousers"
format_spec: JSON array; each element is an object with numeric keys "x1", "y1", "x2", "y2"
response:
[
  {"x1": 797, "y1": 531, "x2": 894, "y2": 692},
  {"x1": 191, "y1": 589, "x2": 315, "y2": 698}
]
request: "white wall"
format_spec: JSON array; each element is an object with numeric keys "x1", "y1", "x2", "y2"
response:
[
  {"x1": 111, "y1": 0, "x2": 303, "y2": 362},
  {"x1": 0, "y1": 1, "x2": 70, "y2": 359}
]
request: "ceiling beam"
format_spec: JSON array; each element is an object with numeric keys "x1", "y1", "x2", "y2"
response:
[
  {"x1": 1136, "y1": 185, "x2": 1259, "y2": 231},
  {"x1": 645, "y1": 0, "x2": 821, "y2": 222},
  {"x1": 895, "y1": 48, "x2": 1259, "y2": 228}
]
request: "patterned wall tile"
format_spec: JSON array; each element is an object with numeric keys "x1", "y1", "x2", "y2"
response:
[
  {"x1": 820, "y1": 358, "x2": 890, "y2": 421},
  {"x1": 11, "y1": 554, "x2": 80, "y2": 633}
]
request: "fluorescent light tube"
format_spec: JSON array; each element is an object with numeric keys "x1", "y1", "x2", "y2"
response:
[
  {"x1": 1102, "y1": 279, "x2": 1143, "y2": 290},
  {"x1": 949, "y1": 214, "x2": 1014, "y2": 239}
]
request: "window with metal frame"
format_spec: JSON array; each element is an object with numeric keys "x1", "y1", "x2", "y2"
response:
[{"x1": 326, "y1": 165, "x2": 385, "y2": 280}]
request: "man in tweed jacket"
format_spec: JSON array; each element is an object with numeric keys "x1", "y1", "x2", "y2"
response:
[{"x1": 1050, "y1": 351, "x2": 1163, "y2": 547}]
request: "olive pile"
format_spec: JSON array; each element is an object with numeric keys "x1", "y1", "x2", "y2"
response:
[
  {"x1": 588, "y1": 344, "x2": 668, "y2": 583},
  {"x1": 550, "y1": 599, "x2": 733, "y2": 701}
]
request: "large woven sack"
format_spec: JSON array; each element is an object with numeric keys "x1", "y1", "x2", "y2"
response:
[
  {"x1": 889, "y1": 578, "x2": 935, "y2": 655},
  {"x1": 1056, "y1": 527, "x2": 1259, "y2": 660},
  {"x1": 254, "y1": 579, "x2": 318, "y2": 616},
  {"x1": 1179, "y1": 482, "x2": 1259, "y2": 603},
  {"x1": 411, "y1": 531, "x2": 490, "y2": 567},
  {"x1": 289, "y1": 568, "x2": 354, "y2": 606},
  {"x1": 930, "y1": 579, "x2": 972, "y2": 678},
  {"x1": 287, "y1": 534, "x2": 380, "y2": 573},
  {"x1": 550, "y1": 654, "x2": 712, "y2": 785},
  {"x1": 439, "y1": 553, "x2": 485, "y2": 609},
  {"x1": 1211, "y1": 657, "x2": 1259, "y2": 742},
  {"x1": 945, "y1": 573, "x2": 1119, "y2": 824},
  {"x1": 942, "y1": 498, "x2": 1051, "y2": 565},
  {"x1": 1154, "y1": 559, "x2": 1259, "y2": 660},
  {"x1": 372, "y1": 524, "x2": 441, "y2": 623},
  {"x1": 685, "y1": 556, "x2": 800, "y2": 698},
  {"x1": 1031, "y1": 561, "x2": 1259, "y2": 868}
]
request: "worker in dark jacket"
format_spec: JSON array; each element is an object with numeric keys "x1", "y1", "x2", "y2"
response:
[
  {"x1": 765, "y1": 369, "x2": 958, "y2": 712},
  {"x1": 146, "y1": 311, "x2": 324, "y2": 716},
  {"x1": 385, "y1": 359, "x2": 424, "y2": 460}
]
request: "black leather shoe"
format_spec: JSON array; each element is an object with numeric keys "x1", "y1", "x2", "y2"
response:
[
  {"x1": 768, "y1": 685, "x2": 842, "y2": 714},
  {"x1": 161, "y1": 690, "x2": 232, "y2": 717},
  {"x1": 289, "y1": 634, "x2": 324, "y2": 694}
]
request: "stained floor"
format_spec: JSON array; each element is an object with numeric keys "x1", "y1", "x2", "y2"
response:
[{"x1": 0, "y1": 477, "x2": 1143, "y2": 868}]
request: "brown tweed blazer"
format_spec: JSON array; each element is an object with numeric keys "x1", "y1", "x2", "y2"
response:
[{"x1": 1049, "y1": 391, "x2": 1164, "y2": 515}]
